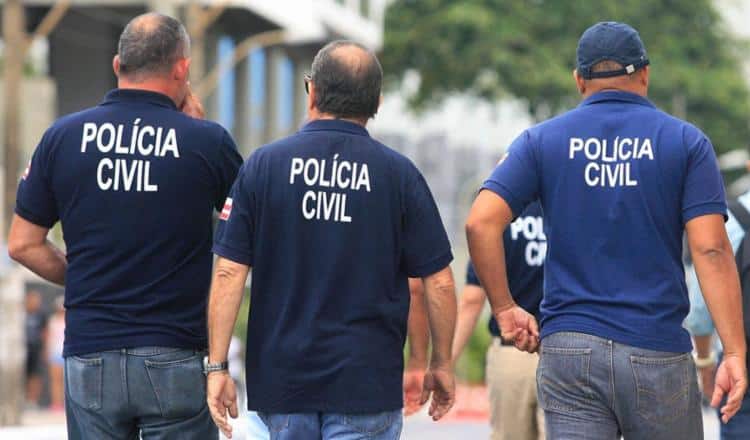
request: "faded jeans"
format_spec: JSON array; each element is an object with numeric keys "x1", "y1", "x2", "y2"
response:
[
  {"x1": 537, "y1": 332, "x2": 702, "y2": 440},
  {"x1": 65, "y1": 347, "x2": 217, "y2": 440},
  {"x1": 258, "y1": 410, "x2": 402, "y2": 440}
]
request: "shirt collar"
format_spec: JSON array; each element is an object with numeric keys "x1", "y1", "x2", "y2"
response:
[
  {"x1": 299, "y1": 119, "x2": 370, "y2": 137},
  {"x1": 580, "y1": 90, "x2": 655, "y2": 109},
  {"x1": 102, "y1": 88, "x2": 178, "y2": 110}
]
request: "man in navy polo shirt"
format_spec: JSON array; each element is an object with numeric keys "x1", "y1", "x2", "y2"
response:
[
  {"x1": 8, "y1": 13, "x2": 242, "y2": 439},
  {"x1": 206, "y1": 41, "x2": 457, "y2": 440},
  {"x1": 453, "y1": 202, "x2": 545, "y2": 440},
  {"x1": 466, "y1": 22, "x2": 747, "y2": 439}
]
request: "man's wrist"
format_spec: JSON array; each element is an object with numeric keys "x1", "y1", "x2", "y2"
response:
[
  {"x1": 492, "y1": 299, "x2": 516, "y2": 315},
  {"x1": 694, "y1": 352, "x2": 717, "y2": 369},
  {"x1": 406, "y1": 356, "x2": 428, "y2": 371},
  {"x1": 203, "y1": 356, "x2": 229, "y2": 375}
]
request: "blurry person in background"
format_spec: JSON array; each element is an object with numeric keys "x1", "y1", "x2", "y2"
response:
[
  {"x1": 407, "y1": 202, "x2": 545, "y2": 440},
  {"x1": 47, "y1": 295, "x2": 65, "y2": 412},
  {"x1": 453, "y1": 201, "x2": 545, "y2": 440},
  {"x1": 24, "y1": 289, "x2": 48, "y2": 409},
  {"x1": 466, "y1": 21, "x2": 747, "y2": 439},
  {"x1": 684, "y1": 158, "x2": 750, "y2": 439},
  {"x1": 206, "y1": 40, "x2": 457, "y2": 440},
  {"x1": 7, "y1": 12, "x2": 241, "y2": 439}
]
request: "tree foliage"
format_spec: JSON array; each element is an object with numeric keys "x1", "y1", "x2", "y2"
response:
[{"x1": 383, "y1": 0, "x2": 750, "y2": 154}]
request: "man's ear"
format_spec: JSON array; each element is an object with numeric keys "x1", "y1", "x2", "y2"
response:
[
  {"x1": 113, "y1": 55, "x2": 121, "y2": 77},
  {"x1": 307, "y1": 82, "x2": 316, "y2": 114},
  {"x1": 573, "y1": 69, "x2": 585, "y2": 95},
  {"x1": 173, "y1": 58, "x2": 190, "y2": 82},
  {"x1": 639, "y1": 65, "x2": 649, "y2": 88}
]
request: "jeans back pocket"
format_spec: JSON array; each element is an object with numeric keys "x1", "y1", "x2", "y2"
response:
[
  {"x1": 630, "y1": 353, "x2": 690, "y2": 425},
  {"x1": 537, "y1": 346, "x2": 593, "y2": 414},
  {"x1": 144, "y1": 352, "x2": 206, "y2": 419},
  {"x1": 342, "y1": 410, "x2": 402, "y2": 436},
  {"x1": 65, "y1": 355, "x2": 103, "y2": 411}
]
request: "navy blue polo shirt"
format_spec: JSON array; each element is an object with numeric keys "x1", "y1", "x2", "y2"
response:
[
  {"x1": 482, "y1": 91, "x2": 726, "y2": 353},
  {"x1": 16, "y1": 89, "x2": 242, "y2": 356},
  {"x1": 466, "y1": 201, "x2": 545, "y2": 336},
  {"x1": 213, "y1": 119, "x2": 453, "y2": 414}
]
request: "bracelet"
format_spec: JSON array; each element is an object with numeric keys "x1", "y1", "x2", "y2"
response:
[{"x1": 694, "y1": 352, "x2": 717, "y2": 369}]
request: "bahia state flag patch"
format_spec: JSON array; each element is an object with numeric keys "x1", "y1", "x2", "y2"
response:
[{"x1": 219, "y1": 197, "x2": 233, "y2": 220}]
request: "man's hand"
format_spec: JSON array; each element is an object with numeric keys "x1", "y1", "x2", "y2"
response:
[
  {"x1": 419, "y1": 366, "x2": 455, "y2": 421},
  {"x1": 180, "y1": 86, "x2": 205, "y2": 119},
  {"x1": 403, "y1": 366, "x2": 426, "y2": 416},
  {"x1": 207, "y1": 372, "x2": 238, "y2": 438},
  {"x1": 699, "y1": 364, "x2": 716, "y2": 402},
  {"x1": 495, "y1": 305, "x2": 539, "y2": 353},
  {"x1": 711, "y1": 355, "x2": 748, "y2": 423}
]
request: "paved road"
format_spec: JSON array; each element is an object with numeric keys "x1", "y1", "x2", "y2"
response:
[{"x1": 0, "y1": 407, "x2": 723, "y2": 439}]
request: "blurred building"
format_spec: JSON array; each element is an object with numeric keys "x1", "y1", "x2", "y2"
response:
[{"x1": 15, "y1": 0, "x2": 386, "y2": 158}]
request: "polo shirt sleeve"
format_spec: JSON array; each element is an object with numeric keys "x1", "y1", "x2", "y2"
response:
[
  {"x1": 402, "y1": 170, "x2": 453, "y2": 278},
  {"x1": 465, "y1": 261, "x2": 480, "y2": 286},
  {"x1": 15, "y1": 131, "x2": 59, "y2": 228},
  {"x1": 682, "y1": 136, "x2": 727, "y2": 224},
  {"x1": 210, "y1": 129, "x2": 244, "y2": 212},
  {"x1": 481, "y1": 130, "x2": 540, "y2": 217},
  {"x1": 212, "y1": 156, "x2": 257, "y2": 266}
]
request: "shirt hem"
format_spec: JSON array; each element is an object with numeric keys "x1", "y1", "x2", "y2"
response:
[
  {"x1": 683, "y1": 202, "x2": 727, "y2": 225},
  {"x1": 480, "y1": 181, "x2": 523, "y2": 218},
  {"x1": 15, "y1": 205, "x2": 56, "y2": 228},
  {"x1": 407, "y1": 251, "x2": 453, "y2": 278},
  {"x1": 63, "y1": 335, "x2": 207, "y2": 357},
  {"x1": 541, "y1": 321, "x2": 692, "y2": 353},
  {"x1": 212, "y1": 243, "x2": 253, "y2": 266}
]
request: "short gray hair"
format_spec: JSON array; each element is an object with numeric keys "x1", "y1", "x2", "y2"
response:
[{"x1": 118, "y1": 13, "x2": 190, "y2": 80}]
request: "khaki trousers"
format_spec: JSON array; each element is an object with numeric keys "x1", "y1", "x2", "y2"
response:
[{"x1": 486, "y1": 338, "x2": 544, "y2": 440}]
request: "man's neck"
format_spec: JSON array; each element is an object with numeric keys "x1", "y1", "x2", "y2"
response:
[
  {"x1": 583, "y1": 86, "x2": 647, "y2": 99},
  {"x1": 117, "y1": 79, "x2": 178, "y2": 106},
  {"x1": 309, "y1": 112, "x2": 368, "y2": 127}
]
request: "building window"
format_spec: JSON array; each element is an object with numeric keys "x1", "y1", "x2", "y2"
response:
[{"x1": 217, "y1": 36, "x2": 235, "y2": 134}]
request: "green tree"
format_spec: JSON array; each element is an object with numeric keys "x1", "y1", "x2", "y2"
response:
[{"x1": 383, "y1": 0, "x2": 750, "y2": 154}]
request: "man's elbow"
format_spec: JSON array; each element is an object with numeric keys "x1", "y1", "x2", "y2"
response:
[
  {"x1": 423, "y1": 266, "x2": 456, "y2": 297},
  {"x1": 692, "y1": 238, "x2": 733, "y2": 262},
  {"x1": 8, "y1": 238, "x2": 33, "y2": 263}
]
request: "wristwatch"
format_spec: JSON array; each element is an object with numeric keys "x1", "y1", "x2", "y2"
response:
[{"x1": 203, "y1": 356, "x2": 229, "y2": 375}]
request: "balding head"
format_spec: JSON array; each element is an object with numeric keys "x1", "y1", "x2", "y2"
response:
[
  {"x1": 117, "y1": 12, "x2": 190, "y2": 81},
  {"x1": 309, "y1": 41, "x2": 383, "y2": 120}
]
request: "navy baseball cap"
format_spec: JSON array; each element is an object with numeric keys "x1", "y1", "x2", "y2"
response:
[{"x1": 576, "y1": 22, "x2": 649, "y2": 79}]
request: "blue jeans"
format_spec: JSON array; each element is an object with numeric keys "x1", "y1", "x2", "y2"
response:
[
  {"x1": 65, "y1": 347, "x2": 217, "y2": 440},
  {"x1": 258, "y1": 410, "x2": 402, "y2": 440},
  {"x1": 537, "y1": 332, "x2": 702, "y2": 440}
]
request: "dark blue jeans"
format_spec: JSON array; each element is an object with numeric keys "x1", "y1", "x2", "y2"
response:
[
  {"x1": 65, "y1": 347, "x2": 217, "y2": 440},
  {"x1": 258, "y1": 410, "x2": 402, "y2": 440},
  {"x1": 537, "y1": 332, "x2": 703, "y2": 440}
]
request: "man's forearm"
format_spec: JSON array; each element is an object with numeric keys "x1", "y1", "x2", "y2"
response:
[
  {"x1": 422, "y1": 266, "x2": 457, "y2": 367},
  {"x1": 694, "y1": 334, "x2": 714, "y2": 359},
  {"x1": 452, "y1": 286, "x2": 485, "y2": 361},
  {"x1": 207, "y1": 257, "x2": 250, "y2": 363},
  {"x1": 407, "y1": 278, "x2": 429, "y2": 369},
  {"x1": 693, "y1": 245, "x2": 746, "y2": 359},
  {"x1": 466, "y1": 195, "x2": 514, "y2": 314},
  {"x1": 11, "y1": 240, "x2": 66, "y2": 285}
]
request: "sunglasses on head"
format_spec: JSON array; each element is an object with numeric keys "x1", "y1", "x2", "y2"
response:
[{"x1": 304, "y1": 74, "x2": 312, "y2": 94}]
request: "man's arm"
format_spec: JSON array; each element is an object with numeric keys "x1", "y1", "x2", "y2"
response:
[
  {"x1": 206, "y1": 257, "x2": 249, "y2": 438},
  {"x1": 466, "y1": 190, "x2": 538, "y2": 352},
  {"x1": 419, "y1": 265, "x2": 457, "y2": 421},
  {"x1": 686, "y1": 213, "x2": 747, "y2": 423},
  {"x1": 8, "y1": 215, "x2": 65, "y2": 285},
  {"x1": 404, "y1": 278, "x2": 429, "y2": 416},
  {"x1": 407, "y1": 277, "x2": 429, "y2": 369},
  {"x1": 452, "y1": 285, "x2": 486, "y2": 362}
]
